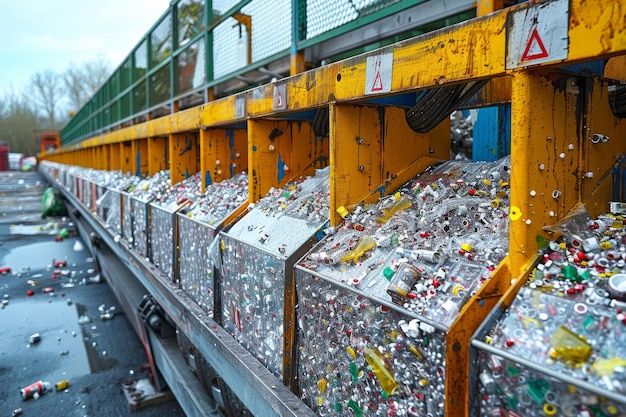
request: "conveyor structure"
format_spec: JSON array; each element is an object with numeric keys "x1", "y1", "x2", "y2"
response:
[{"x1": 38, "y1": 0, "x2": 626, "y2": 416}]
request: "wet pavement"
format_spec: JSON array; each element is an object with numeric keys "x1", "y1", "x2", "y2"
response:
[{"x1": 0, "y1": 171, "x2": 186, "y2": 417}]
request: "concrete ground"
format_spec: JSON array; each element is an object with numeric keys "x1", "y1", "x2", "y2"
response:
[{"x1": 0, "y1": 171, "x2": 186, "y2": 417}]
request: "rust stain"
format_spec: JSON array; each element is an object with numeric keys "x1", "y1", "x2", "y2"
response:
[{"x1": 306, "y1": 71, "x2": 317, "y2": 91}]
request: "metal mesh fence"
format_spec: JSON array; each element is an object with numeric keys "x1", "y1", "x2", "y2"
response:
[
  {"x1": 243, "y1": 0, "x2": 291, "y2": 62},
  {"x1": 62, "y1": 0, "x2": 474, "y2": 144}
]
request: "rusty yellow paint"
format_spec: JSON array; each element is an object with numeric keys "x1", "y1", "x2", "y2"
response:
[
  {"x1": 329, "y1": 103, "x2": 449, "y2": 226},
  {"x1": 132, "y1": 139, "x2": 149, "y2": 177},
  {"x1": 605, "y1": 55, "x2": 626, "y2": 82},
  {"x1": 101, "y1": 145, "x2": 111, "y2": 170},
  {"x1": 169, "y1": 133, "x2": 199, "y2": 185},
  {"x1": 290, "y1": 51, "x2": 306, "y2": 76},
  {"x1": 248, "y1": 119, "x2": 324, "y2": 203},
  {"x1": 120, "y1": 141, "x2": 134, "y2": 174},
  {"x1": 242, "y1": 0, "x2": 625, "y2": 118},
  {"x1": 462, "y1": 76, "x2": 512, "y2": 109},
  {"x1": 148, "y1": 137, "x2": 169, "y2": 176},
  {"x1": 330, "y1": 104, "x2": 382, "y2": 226},
  {"x1": 199, "y1": 96, "x2": 243, "y2": 127},
  {"x1": 172, "y1": 107, "x2": 203, "y2": 132},
  {"x1": 581, "y1": 78, "x2": 626, "y2": 216},
  {"x1": 446, "y1": 259, "x2": 511, "y2": 417},
  {"x1": 45, "y1": 0, "x2": 625, "y2": 163},
  {"x1": 569, "y1": 1, "x2": 626, "y2": 62},
  {"x1": 199, "y1": 128, "x2": 248, "y2": 191},
  {"x1": 248, "y1": 10, "x2": 511, "y2": 117},
  {"x1": 509, "y1": 70, "x2": 582, "y2": 277}
]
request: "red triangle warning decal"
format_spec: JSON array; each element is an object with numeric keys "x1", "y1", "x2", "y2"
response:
[
  {"x1": 371, "y1": 71, "x2": 384, "y2": 92},
  {"x1": 521, "y1": 27, "x2": 549, "y2": 61}
]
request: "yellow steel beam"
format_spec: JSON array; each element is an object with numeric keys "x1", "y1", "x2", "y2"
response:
[
  {"x1": 49, "y1": 0, "x2": 625, "y2": 154},
  {"x1": 199, "y1": 95, "x2": 243, "y2": 128},
  {"x1": 246, "y1": 0, "x2": 625, "y2": 118}
]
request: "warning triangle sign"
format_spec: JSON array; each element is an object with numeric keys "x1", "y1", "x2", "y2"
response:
[
  {"x1": 521, "y1": 27, "x2": 549, "y2": 61},
  {"x1": 371, "y1": 71, "x2": 384, "y2": 92}
]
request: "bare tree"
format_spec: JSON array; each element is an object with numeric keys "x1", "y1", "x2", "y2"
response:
[
  {"x1": 31, "y1": 70, "x2": 64, "y2": 129},
  {"x1": 64, "y1": 55, "x2": 112, "y2": 113},
  {"x1": 0, "y1": 90, "x2": 39, "y2": 155}
]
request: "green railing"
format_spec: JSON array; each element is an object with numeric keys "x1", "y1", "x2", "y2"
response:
[{"x1": 61, "y1": 0, "x2": 477, "y2": 145}]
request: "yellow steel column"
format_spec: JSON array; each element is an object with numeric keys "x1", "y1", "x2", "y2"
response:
[
  {"x1": 101, "y1": 144, "x2": 110, "y2": 170},
  {"x1": 290, "y1": 51, "x2": 306, "y2": 76},
  {"x1": 509, "y1": 70, "x2": 581, "y2": 277},
  {"x1": 148, "y1": 136, "x2": 169, "y2": 177},
  {"x1": 169, "y1": 132, "x2": 198, "y2": 185},
  {"x1": 136, "y1": 139, "x2": 149, "y2": 177}
]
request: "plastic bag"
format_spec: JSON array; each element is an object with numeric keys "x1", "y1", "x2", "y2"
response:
[{"x1": 542, "y1": 202, "x2": 599, "y2": 251}]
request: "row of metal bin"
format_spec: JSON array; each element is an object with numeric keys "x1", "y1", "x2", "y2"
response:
[
  {"x1": 39, "y1": 157, "x2": 508, "y2": 416},
  {"x1": 38, "y1": 156, "x2": 626, "y2": 417}
]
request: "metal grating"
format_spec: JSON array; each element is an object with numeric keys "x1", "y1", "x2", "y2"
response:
[
  {"x1": 176, "y1": 38, "x2": 206, "y2": 95},
  {"x1": 242, "y1": 0, "x2": 291, "y2": 62},
  {"x1": 306, "y1": 0, "x2": 405, "y2": 39},
  {"x1": 177, "y1": 0, "x2": 206, "y2": 48},
  {"x1": 150, "y1": 65, "x2": 171, "y2": 107},
  {"x1": 213, "y1": 17, "x2": 245, "y2": 79},
  {"x1": 151, "y1": 13, "x2": 173, "y2": 67},
  {"x1": 134, "y1": 40, "x2": 148, "y2": 82}
]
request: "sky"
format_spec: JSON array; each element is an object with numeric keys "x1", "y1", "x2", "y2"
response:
[{"x1": 0, "y1": 0, "x2": 171, "y2": 94}]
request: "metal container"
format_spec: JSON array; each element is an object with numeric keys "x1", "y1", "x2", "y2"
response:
[
  {"x1": 293, "y1": 158, "x2": 512, "y2": 417},
  {"x1": 219, "y1": 167, "x2": 330, "y2": 383},
  {"x1": 177, "y1": 214, "x2": 220, "y2": 313},
  {"x1": 150, "y1": 201, "x2": 188, "y2": 281},
  {"x1": 177, "y1": 171, "x2": 249, "y2": 315},
  {"x1": 470, "y1": 206, "x2": 626, "y2": 416}
]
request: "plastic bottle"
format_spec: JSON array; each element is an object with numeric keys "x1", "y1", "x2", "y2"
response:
[
  {"x1": 376, "y1": 196, "x2": 412, "y2": 224},
  {"x1": 364, "y1": 347, "x2": 399, "y2": 396},
  {"x1": 340, "y1": 235, "x2": 376, "y2": 264}
]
